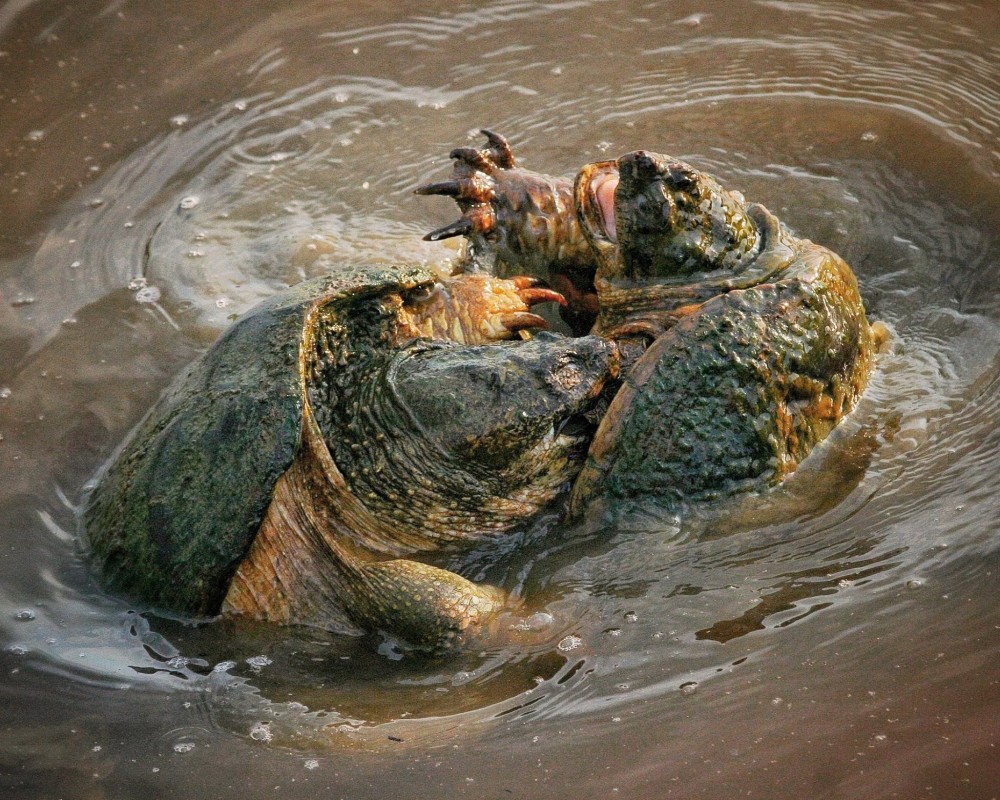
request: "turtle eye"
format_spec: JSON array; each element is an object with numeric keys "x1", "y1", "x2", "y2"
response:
[{"x1": 404, "y1": 281, "x2": 440, "y2": 305}]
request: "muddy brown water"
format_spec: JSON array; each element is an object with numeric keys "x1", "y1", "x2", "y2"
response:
[{"x1": 1, "y1": 1, "x2": 998, "y2": 797}]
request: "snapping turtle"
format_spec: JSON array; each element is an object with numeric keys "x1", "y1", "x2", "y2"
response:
[
  {"x1": 418, "y1": 133, "x2": 885, "y2": 510},
  {"x1": 84, "y1": 266, "x2": 619, "y2": 646}
]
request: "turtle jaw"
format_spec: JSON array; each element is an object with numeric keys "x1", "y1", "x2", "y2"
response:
[{"x1": 575, "y1": 160, "x2": 622, "y2": 266}]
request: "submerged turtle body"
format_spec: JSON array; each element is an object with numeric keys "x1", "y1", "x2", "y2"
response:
[
  {"x1": 85, "y1": 265, "x2": 618, "y2": 646},
  {"x1": 419, "y1": 134, "x2": 885, "y2": 510}
]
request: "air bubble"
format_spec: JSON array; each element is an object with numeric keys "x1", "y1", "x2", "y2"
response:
[
  {"x1": 679, "y1": 681, "x2": 698, "y2": 694},
  {"x1": 13, "y1": 609, "x2": 35, "y2": 621},
  {"x1": 304, "y1": 759, "x2": 319, "y2": 770},
  {"x1": 25, "y1": 129, "x2": 46, "y2": 142},
  {"x1": 173, "y1": 742, "x2": 195, "y2": 753},
  {"x1": 178, "y1": 195, "x2": 200, "y2": 210},
  {"x1": 905, "y1": 578, "x2": 923, "y2": 589},
  {"x1": 0, "y1": 388, "x2": 11, "y2": 399},
  {"x1": 135, "y1": 286, "x2": 161, "y2": 304},
  {"x1": 170, "y1": 114, "x2": 190, "y2": 127},
  {"x1": 249, "y1": 722, "x2": 273, "y2": 742},
  {"x1": 557, "y1": 635, "x2": 582, "y2": 652},
  {"x1": 861, "y1": 131, "x2": 879, "y2": 142}
]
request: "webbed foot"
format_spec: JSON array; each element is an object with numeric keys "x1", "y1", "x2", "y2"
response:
[{"x1": 416, "y1": 131, "x2": 601, "y2": 334}]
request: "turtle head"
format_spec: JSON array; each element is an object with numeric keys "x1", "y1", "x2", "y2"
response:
[
  {"x1": 392, "y1": 332, "x2": 619, "y2": 512},
  {"x1": 576, "y1": 151, "x2": 761, "y2": 285}
]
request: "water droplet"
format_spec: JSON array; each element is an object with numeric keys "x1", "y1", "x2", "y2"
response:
[
  {"x1": 361, "y1": 181, "x2": 370, "y2": 190},
  {"x1": 234, "y1": 101, "x2": 247, "y2": 111},
  {"x1": 771, "y1": 696, "x2": 784, "y2": 706},
  {"x1": 186, "y1": 249, "x2": 204, "y2": 258},
  {"x1": 215, "y1": 298, "x2": 229, "y2": 309},
  {"x1": 92, "y1": 745, "x2": 102, "y2": 752},
  {"x1": 11, "y1": 295, "x2": 35, "y2": 307},
  {"x1": 25, "y1": 129, "x2": 45, "y2": 142},
  {"x1": 213, "y1": 660, "x2": 236, "y2": 673},
  {"x1": 171, "y1": 114, "x2": 190, "y2": 127},
  {"x1": 679, "y1": 681, "x2": 698, "y2": 694},
  {"x1": 605, "y1": 627, "x2": 622, "y2": 637},
  {"x1": 557, "y1": 635, "x2": 582, "y2": 652},
  {"x1": 905, "y1": 578, "x2": 923, "y2": 589},
  {"x1": 127, "y1": 277, "x2": 147, "y2": 291},
  {"x1": 624, "y1": 612, "x2": 638, "y2": 623},
  {"x1": 0, "y1": 388, "x2": 11, "y2": 399},
  {"x1": 70, "y1": 260, "x2": 82, "y2": 268},
  {"x1": 334, "y1": 92, "x2": 349, "y2": 103},
  {"x1": 304, "y1": 759, "x2": 319, "y2": 770},
  {"x1": 178, "y1": 195, "x2": 200, "y2": 210},
  {"x1": 13, "y1": 609, "x2": 35, "y2": 621},
  {"x1": 88, "y1": 198, "x2": 105, "y2": 208},
  {"x1": 596, "y1": 141, "x2": 613, "y2": 152},
  {"x1": 8, "y1": 645, "x2": 28, "y2": 656},
  {"x1": 550, "y1": 66, "x2": 563, "y2": 75},
  {"x1": 861, "y1": 131, "x2": 878, "y2": 142},
  {"x1": 135, "y1": 286, "x2": 161, "y2": 304},
  {"x1": 249, "y1": 722, "x2": 273, "y2": 742},
  {"x1": 172, "y1": 741, "x2": 195, "y2": 753}
]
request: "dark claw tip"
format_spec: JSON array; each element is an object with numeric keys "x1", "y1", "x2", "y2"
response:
[
  {"x1": 423, "y1": 218, "x2": 473, "y2": 241},
  {"x1": 414, "y1": 181, "x2": 462, "y2": 197},
  {"x1": 480, "y1": 129, "x2": 515, "y2": 169}
]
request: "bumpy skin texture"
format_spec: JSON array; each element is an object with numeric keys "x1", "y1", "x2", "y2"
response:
[
  {"x1": 85, "y1": 265, "x2": 618, "y2": 647},
  {"x1": 420, "y1": 135, "x2": 881, "y2": 511}
]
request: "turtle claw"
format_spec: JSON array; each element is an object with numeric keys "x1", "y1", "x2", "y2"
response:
[
  {"x1": 499, "y1": 311, "x2": 548, "y2": 333},
  {"x1": 418, "y1": 131, "x2": 521, "y2": 244},
  {"x1": 518, "y1": 286, "x2": 568, "y2": 308},
  {"x1": 479, "y1": 129, "x2": 515, "y2": 169},
  {"x1": 423, "y1": 218, "x2": 473, "y2": 242}
]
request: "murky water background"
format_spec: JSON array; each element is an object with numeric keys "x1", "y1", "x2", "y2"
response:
[{"x1": 1, "y1": 1, "x2": 998, "y2": 797}]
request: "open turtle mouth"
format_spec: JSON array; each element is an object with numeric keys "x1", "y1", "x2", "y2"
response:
[
  {"x1": 590, "y1": 171, "x2": 619, "y2": 242},
  {"x1": 575, "y1": 160, "x2": 621, "y2": 246}
]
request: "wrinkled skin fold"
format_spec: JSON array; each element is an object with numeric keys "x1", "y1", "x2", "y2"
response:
[{"x1": 418, "y1": 133, "x2": 885, "y2": 512}]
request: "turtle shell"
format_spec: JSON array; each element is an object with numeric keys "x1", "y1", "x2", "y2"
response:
[{"x1": 83, "y1": 265, "x2": 435, "y2": 616}]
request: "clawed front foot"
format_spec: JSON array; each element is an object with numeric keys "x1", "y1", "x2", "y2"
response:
[{"x1": 416, "y1": 130, "x2": 602, "y2": 334}]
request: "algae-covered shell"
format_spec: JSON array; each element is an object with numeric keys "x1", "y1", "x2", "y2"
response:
[{"x1": 83, "y1": 266, "x2": 435, "y2": 616}]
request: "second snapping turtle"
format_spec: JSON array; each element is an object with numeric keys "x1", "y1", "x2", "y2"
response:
[{"x1": 418, "y1": 132, "x2": 886, "y2": 511}]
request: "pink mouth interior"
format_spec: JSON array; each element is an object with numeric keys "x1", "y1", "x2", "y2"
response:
[{"x1": 591, "y1": 172, "x2": 619, "y2": 242}]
